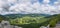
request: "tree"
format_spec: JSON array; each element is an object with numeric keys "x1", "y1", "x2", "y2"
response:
[{"x1": 0, "y1": 15, "x2": 5, "y2": 22}]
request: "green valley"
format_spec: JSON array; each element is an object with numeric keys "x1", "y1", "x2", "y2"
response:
[{"x1": 0, "y1": 14, "x2": 60, "y2": 28}]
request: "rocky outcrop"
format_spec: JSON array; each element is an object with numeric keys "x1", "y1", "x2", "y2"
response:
[{"x1": 0, "y1": 20, "x2": 22, "y2": 28}]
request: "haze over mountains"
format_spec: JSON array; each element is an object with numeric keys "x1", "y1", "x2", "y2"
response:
[{"x1": 0, "y1": 0, "x2": 60, "y2": 15}]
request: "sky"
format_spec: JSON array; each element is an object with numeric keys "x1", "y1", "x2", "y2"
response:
[{"x1": 0, "y1": 0, "x2": 60, "y2": 15}]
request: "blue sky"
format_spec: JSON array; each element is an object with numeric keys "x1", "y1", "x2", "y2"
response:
[
  {"x1": 0, "y1": 0, "x2": 60, "y2": 15},
  {"x1": 38, "y1": 0, "x2": 57, "y2": 5}
]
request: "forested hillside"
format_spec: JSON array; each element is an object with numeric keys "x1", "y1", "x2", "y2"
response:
[
  {"x1": 0, "y1": 14, "x2": 60, "y2": 28},
  {"x1": 48, "y1": 14, "x2": 60, "y2": 27}
]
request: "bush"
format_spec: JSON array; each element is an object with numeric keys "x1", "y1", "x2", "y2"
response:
[{"x1": 49, "y1": 19, "x2": 58, "y2": 27}]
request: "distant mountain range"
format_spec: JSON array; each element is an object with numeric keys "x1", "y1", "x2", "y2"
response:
[{"x1": 0, "y1": 14, "x2": 50, "y2": 20}]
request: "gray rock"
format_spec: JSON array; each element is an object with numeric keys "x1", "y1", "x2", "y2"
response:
[
  {"x1": 1, "y1": 20, "x2": 10, "y2": 25},
  {"x1": 14, "y1": 26, "x2": 19, "y2": 28},
  {"x1": 18, "y1": 27, "x2": 22, "y2": 28},
  {"x1": 0, "y1": 20, "x2": 23, "y2": 28}
]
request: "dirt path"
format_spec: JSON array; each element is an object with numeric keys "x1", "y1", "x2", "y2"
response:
[
  {"x1": 54, "y1": 24, "x2": 60, "y2": 28},
  {"x1": 54, "y1": 22, "x2": 60, "y2": 28}
]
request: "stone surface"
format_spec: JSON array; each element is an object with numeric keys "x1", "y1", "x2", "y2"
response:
[{"x1": 0, "y1": 20, "x2": 22, "y2": 28}]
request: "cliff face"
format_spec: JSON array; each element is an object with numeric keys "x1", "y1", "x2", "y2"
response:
[{"x1": 0, "y1": 20, "x2": 22, "y2": 28}]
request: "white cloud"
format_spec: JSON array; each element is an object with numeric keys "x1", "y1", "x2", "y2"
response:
[
  {"x1": 0, "y1": 0, "x2": 60, "y2": 15},
  {"x1": 43, "y1": 0, "x2": 50, "y2": 3}
]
